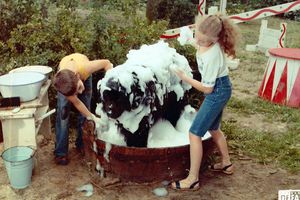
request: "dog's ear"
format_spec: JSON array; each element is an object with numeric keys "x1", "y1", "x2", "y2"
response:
[
  {"x1": 142, "y1": 81, "x2": 156, "y2": 106},
  {"x1": 105, "y1": 77, "x2": 129, "y2": 95},
  {"x1": 129, "y1": 72, "x2": 144, "y2": 109},
  {"x1": 101, "y1": 77, "x2": 131, "y2": 119}
]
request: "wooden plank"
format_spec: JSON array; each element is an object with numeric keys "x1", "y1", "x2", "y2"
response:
[{"x1": 161, "y1": 1, "x2": 300, "y2": 39}]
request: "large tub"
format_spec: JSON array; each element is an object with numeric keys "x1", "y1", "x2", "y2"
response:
[{"x1": 83, "y1": 120, "x2": 215, "y2": 183}]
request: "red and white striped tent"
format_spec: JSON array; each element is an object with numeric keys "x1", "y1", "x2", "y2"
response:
[{"x1": 258, "y1": 48, "x2": 300, "y2": 107}]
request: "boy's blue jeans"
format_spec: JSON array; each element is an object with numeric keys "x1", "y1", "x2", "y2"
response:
[{"x1": 54, "y1": 76, "x2": 92, "y2": 157}]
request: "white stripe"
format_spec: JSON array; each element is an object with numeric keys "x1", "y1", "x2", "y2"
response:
[
  {"x1": 272, "y1": 57, "x2": 286, "y2": 99},
  {"x1": 287, "y1": 60, "x2": 300, "y2": 99},
  {"x1": 263, "y1": 56, "x2": 276, "y2": 93}
]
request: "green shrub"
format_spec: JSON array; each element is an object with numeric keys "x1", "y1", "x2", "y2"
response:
[
  {"x1": 4, "y1": 8, "x2": 95, "y2": 72},
  {"x1": 0, "y1": 0, "x2": 47, "y2": 42},
  {"x1": 49, "y1": 0, "x2": 79, "y2": 10},
  {"x1": 146, "y1": 0, "x2": 198, "y2": 29},
  {"x1": 94, "y1": 18, "x2": 167, "y2": 64}
]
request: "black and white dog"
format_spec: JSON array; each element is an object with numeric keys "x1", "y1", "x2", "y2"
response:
[{"x1": 95, "y1": 41, "x2": 192, "y2": 147}]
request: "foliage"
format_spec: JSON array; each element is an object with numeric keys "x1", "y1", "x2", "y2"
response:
[
  {"x1": 0, "y1": 1, "x2": 167, "y2": 74},
  {"x1": 88, "y1": 0, "x2": 142, "y2": 17},
  {"x1": 4, "y1": 8, "x2": 95, "y2": 71},
  {"x1": 146, "y1": 0, "x2": 198, "y2": 28},
  {"x1": 0, "y1": 0, "x2": 43, "y2": 42},
  {"x1": 89, "y1": 10, "x2": 167, "y2": 65},
  {"x1": 0, "y1": 0, "x2": 52, "y2": 73},
  {"x1": 48, "y1": 0, "x2": 79, "y2": 10}
]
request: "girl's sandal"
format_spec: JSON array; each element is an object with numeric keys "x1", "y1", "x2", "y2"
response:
[
  {"x1": 208, "y1": 163, "x2": 233, "y2": 175},
  {"x1": 171, "y1": 180, "x2": 200, "y2": 191}
]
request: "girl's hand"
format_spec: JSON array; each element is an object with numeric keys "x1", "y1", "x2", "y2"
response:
[
  {"x1": 105, "y1": 63, "x2": 113, "y2": 71},
  {"x1": 173, "y1": 69, "x2": 188, "y2": 81}
]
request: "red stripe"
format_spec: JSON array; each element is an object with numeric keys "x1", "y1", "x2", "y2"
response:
[
  {"x1": 287, "y1": 67, "x2": 300, "y2": 107},
  {"x1": 272, "y1": 61, "x2": 287, "y2": 104},
  {"x1": 160, "y1": 33, "x2": 180, "y2": 39},
  {"x1": 230, "y1": 1, "x2": 300, "y2": 22},
  {"x1": 262, "y1": 60, "x2": 277, "y2": 100},
  {"x1": 198, "y1": 0, "x2": 205, "y2": 16},
  {"x1": 279, "y1": 24, "x2": 286, "y2": 48}
]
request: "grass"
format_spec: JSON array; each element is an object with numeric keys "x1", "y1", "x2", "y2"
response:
[
  {"x1": 223, "y1": 121, "x2": 300, "y2": 173},
  {"x1": 228, "y1": 96, "x2": 300, "y2": 124},
  {"x1": 224, "y1": 17, "x2": 300, "y2": 173}
]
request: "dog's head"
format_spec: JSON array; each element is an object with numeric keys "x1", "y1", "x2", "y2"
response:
[{"x1": 98, "y1": 65, "x2": 157, "y2": 119}]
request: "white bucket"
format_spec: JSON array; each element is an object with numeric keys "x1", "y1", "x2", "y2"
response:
[{"x1": 1, "y1": 146, "x2": 35, "y2": 189}]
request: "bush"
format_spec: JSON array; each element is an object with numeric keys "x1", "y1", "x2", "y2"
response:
[
  {"x1": 91, "y1": 17, "x2": 167, "y2": 64},
  {"x1": 146, "y1": 0, "x2": 198, "y2": 29},
  {"x1": 4, "y1": 8, "x2": 96, "y2": 72},
  {"x1": 0, "y1": 0, "x2": 49, "y2": 42}
]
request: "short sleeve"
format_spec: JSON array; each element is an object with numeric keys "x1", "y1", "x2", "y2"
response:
[{"x1": 201, "y1": 53, "x2": 221, "y2": 87}]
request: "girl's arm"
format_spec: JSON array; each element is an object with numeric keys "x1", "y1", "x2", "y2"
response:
[
  {"x1": 85, "y1": 59, "x2": 113, "y2": 74},
  {"x1": 175, "y1": 69, "x2": 213, "y2": 94}
]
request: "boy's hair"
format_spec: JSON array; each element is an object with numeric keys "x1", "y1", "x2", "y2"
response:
[
  {"x1": 195, "y1": 14, "x2": 240, "y2": 57},
  {"x1": 53, "y1": 69, "x2": 79, "y2": 96}
]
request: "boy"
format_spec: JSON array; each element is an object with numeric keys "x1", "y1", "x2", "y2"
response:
[{"x1": 53, "y1": 53, "x2": 112, "y2": 165}]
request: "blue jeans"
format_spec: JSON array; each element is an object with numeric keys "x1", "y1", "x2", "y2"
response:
[
  {"x1": 189, "y1": 76, "x2": 232, "y2": 137},
  {"x1": 54, "y1": 76, "x2": 92, "y2": 157}
]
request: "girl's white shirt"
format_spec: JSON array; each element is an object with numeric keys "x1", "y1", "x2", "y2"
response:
[{"x1": 196, "y1": 42, "x2": 228, "y2": 87}]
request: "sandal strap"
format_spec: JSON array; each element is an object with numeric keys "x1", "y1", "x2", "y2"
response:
[
  {"x1": 175, "y1": 181, "x2": 181, "y2": 189},
  {"x1": 189, "y1": 181, "x2": 200, "y2": 189},
  {"x1": 222, "y1": 163, "x2": 233, "y2": 171}
]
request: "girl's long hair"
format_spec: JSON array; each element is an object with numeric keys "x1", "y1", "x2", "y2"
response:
[{"x1": 195, "y1": 13, "x2": 240, "y2": 57}]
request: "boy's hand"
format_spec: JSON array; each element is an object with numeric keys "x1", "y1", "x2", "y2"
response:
[
  {"x1": 90, "y1": 114, "x2": 109, "y2": 131},
  {"x1": 91, "y1": 114, "x2": 102, "y2": 127}
]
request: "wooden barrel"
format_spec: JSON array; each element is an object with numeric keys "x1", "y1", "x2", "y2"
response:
[
  {"x1": 0, "y1": 122, "x2": 3, "y2": 143},
  {"x1": 83, "y1": 120, "x2": 215, "y2": 183}
]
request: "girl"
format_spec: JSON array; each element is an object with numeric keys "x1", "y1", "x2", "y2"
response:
[{"x1": 171, "y1": 14, "x2": 240, "y2": 190}]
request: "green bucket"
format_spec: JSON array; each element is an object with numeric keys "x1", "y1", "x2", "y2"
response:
[{"x1": 1, "y1": 146, "x2": 35, "y2": 189}]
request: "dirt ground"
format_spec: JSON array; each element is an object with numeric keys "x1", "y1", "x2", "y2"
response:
[
  {"x1": 1, "y1": 50, "x2": 300, "y2": 200},
  {"x1": 1, "y1": 136, "x2": 299, "y2": 200}
]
